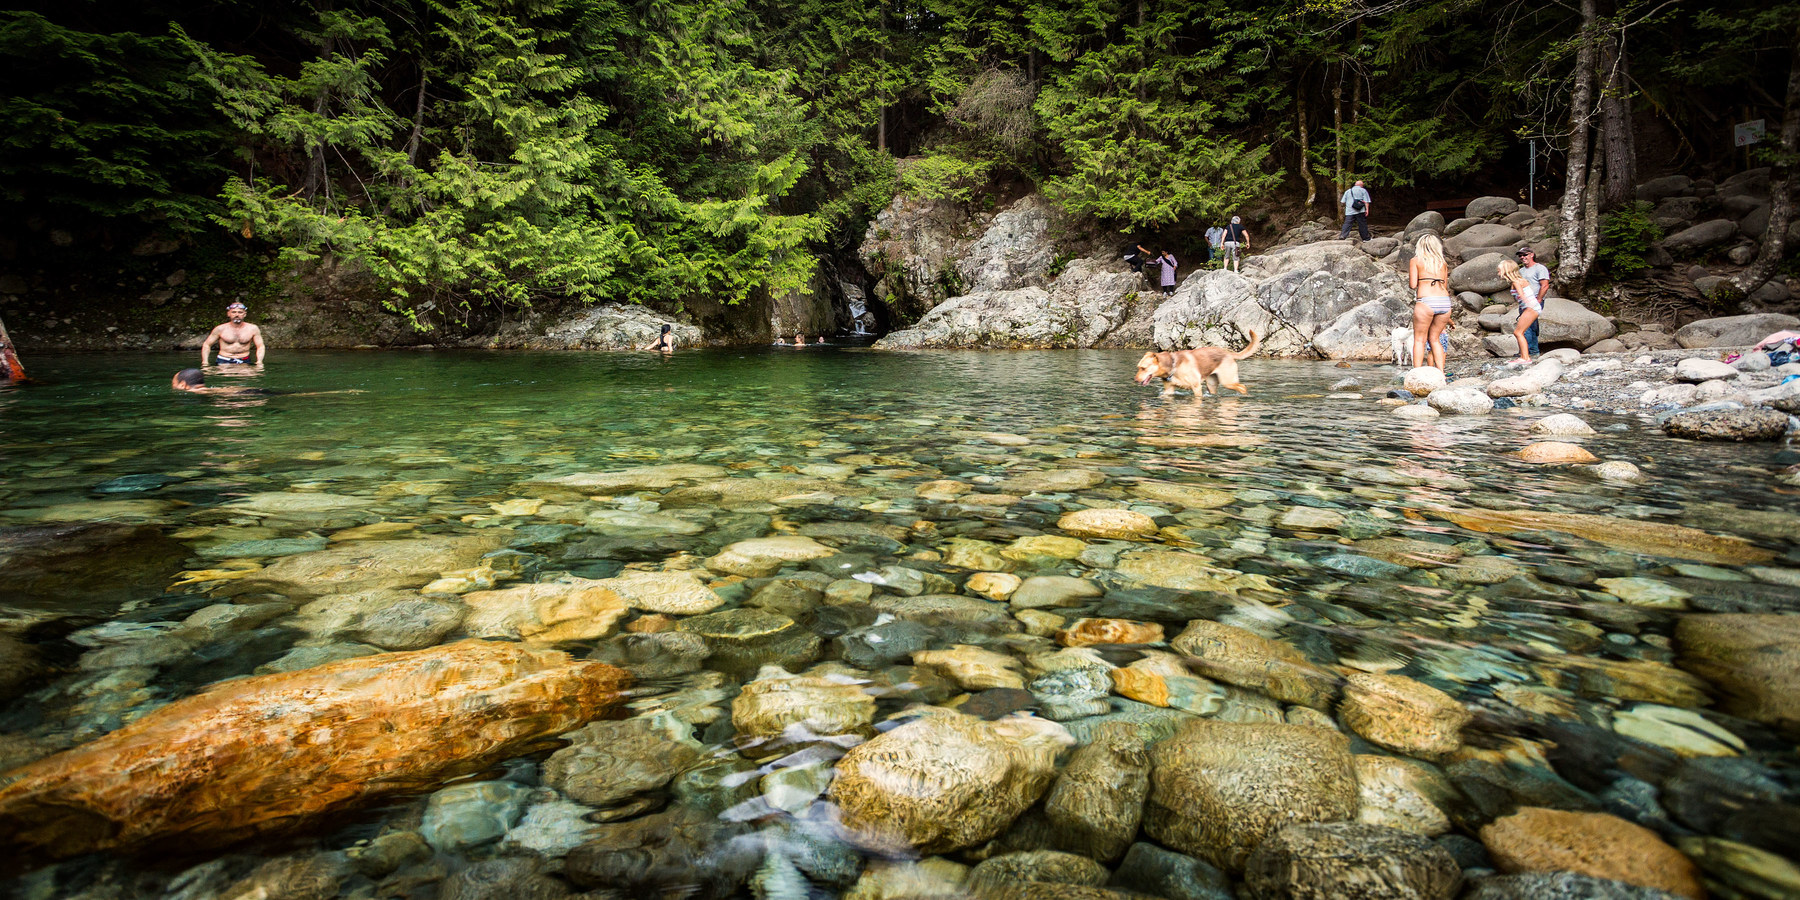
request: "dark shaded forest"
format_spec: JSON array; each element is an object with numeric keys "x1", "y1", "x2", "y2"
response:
[{"x1": 2, "y1": 0, "x2": 1795, "y2": 318}]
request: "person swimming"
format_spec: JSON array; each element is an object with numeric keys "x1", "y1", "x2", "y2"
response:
[
  {"x1": 171, "y1": 369, "x2": 362, "y2": 396},
  {"x1": 640, "y1": 324, "x2": 676, "y2": 353}
]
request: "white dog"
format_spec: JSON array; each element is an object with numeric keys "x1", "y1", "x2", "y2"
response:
[{"x1": 1390, "y1": 326, "x2": 1412, "y2": 367}]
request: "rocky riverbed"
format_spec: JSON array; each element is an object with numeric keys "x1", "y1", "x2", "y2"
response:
[{"x1": 2, "y1": 349, "x2": 1798, "y2": 900}]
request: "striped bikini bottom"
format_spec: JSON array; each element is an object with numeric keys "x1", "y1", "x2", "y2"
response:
[{"x1": 1415, "y1": 296, "x2": 1454, "y2": 315}]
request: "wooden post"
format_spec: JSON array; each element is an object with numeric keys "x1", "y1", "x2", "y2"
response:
[{"x1": 0, "y1": 313, "x2": 26, "y2": 382}]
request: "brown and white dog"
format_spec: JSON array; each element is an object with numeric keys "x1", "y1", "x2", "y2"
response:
[{"x1": 1134, "y1": 330, "x2": 1262, "y2": 397}]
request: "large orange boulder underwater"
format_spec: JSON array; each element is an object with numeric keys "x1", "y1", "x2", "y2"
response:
[{"x1": 0, "y1": 640, "x2": 630, "y2": 864}]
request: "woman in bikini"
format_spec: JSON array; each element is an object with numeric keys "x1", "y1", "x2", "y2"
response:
[
  {"x1": 1408, "y1": 234, "x2": 1454, "y2": 370},
  {"x1": 640, "y1": 324, "x2": 676, "y2": 353},
  {"x1": 1498, "y1": 259, "x2": 1539, "y2": 365}
]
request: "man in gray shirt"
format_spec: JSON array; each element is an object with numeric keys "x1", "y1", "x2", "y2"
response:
[{"x1": 1339, "y1": 181, "x2": 1372, "y2": 241}]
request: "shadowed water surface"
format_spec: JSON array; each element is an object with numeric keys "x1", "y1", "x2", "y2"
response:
[{"x1": 1, "y1": 348, "x2": 1796, "y2": 895}]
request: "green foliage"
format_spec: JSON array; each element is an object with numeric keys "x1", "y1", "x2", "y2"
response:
[
  {"x1": 0, "y1": 11, "x2": 229, "y2": 227},
  {"x1": 1318, "y1": 103, "x2": 1491, "y2": 187},
  {"x1": 1596, "y1": 201, "x2": 1663, "y2": 279},
  {"x1": 1033, "y1": 10, "x2": 1282, "y2": 230},
  {"x1": 1046, "y1": 250, "x2": 1077, "y2": 278}
]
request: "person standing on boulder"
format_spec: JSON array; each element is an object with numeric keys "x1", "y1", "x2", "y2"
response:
[
  {"x1": 1515, "y1": 247, "x2": 1550, "y2": 359},
  {"x1": 1205, "y1": 224, "x2": 1225, "y2": 265},
  {"x1": 1499, "y1": 259, "x2": 1541, "y2": 366},
  {"x1": 1221, "y1": 217, "x2": 1249, "y2": 273},
  {"x1": 1155, "y1": 248, "x2": 1178, "y2": 294},
  {"x1": 1339, "y1": 181, "x2": 1372, "y2": 241}
]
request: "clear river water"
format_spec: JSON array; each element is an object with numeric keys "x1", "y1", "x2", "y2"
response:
[{"x1": 1, "y1": 348, "x2": 1796, "y2": 898}]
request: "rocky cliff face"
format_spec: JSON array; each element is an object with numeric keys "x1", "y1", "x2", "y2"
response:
[{"x1": 860, "y1": 194, "x2": 1071, "y2": 325}]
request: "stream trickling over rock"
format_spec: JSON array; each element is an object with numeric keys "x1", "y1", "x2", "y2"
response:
[{"x1": 1, "y1": 349, "x2": 1796, "y2": 899}]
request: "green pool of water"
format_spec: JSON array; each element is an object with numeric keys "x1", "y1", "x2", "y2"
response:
[{"x1": 2, "y1": 349, "x2": 1796, "y2": 894}]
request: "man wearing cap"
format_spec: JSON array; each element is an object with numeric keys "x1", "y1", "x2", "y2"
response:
[
  {"x1": 201, "y1": 302, "x2": 265, "y2": 366},
  {"x1": 1515, "y1": 248, "x2": 1550, "y2": 359}
]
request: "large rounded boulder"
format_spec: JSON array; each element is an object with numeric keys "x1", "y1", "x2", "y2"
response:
[
  {"x1": 1144, "y1": 719, "x2": 1359, "y2": 872},
  {"x1": 828, "y1": 711, "x2": 1073, "y2": 853}
]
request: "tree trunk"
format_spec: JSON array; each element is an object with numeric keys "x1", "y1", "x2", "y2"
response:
[
  {"x1": 1599, "y1": 30, "x2": 1637, "y2": 210},
  {"x1": 1332, "y1": 71, "x2": 1344, "y2": 195},
  {"x1": 1731, "y1": 34, "x2": 1800, "y2": 297},
  {"x1": 404, "y1": 71, "x2": 429, "y2": 166},
  {"x1": 1556, "y1": 0, "x2": 1601, "y2": 295},
  {"x1": 877, "y1": 5, "x2": 887, "y2": 153},
  {"x1": 1299, "y1": 86, "x2": 1316, "y2": 208},
  {"x1": 0, "y1": 313, "x2": 25, "y2": 382},
  {"x1": 1348, "y1": 71, "x2": 1361, "y2": 180}
]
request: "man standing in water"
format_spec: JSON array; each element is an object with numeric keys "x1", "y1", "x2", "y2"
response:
[{"x1": 201, "y1": 302, "x2": 265, "y2": 366}]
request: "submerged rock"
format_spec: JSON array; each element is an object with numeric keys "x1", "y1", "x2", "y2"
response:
[
  {"x1": 1170, "y1": 620, "x2": 1338, "y2": 710},
  {"x1": 1340, "y1": 673, "x2": 1470, "y2": 758},
  {"x1": 1674, "y1": 614, "x2": 1800, "y2": 737},
  {"x1": 1045, "y1": 722, "x2": 1151, "y2": 862},
  {"x1": 1440, "y1": 508, "x2": 1775, "y2": 566},
  {"x1": 0, "y1": 641, "x2": 629, "y2": 859},
  {"x1": 828, "y1": 711, "x2": 1072, "y2": 853},
  {"x1": 1480, "y1": 807, "x2": 1704, "y2": 900},
  {"x1": 731, "y1": 665, "x2": 876, "y2": 747},
  {"x1": 1145, "y1": 719, "x2": 1359, "y2": 872},
  {"x1": 543, "y1": 712, "x2": 702, "y2": 807},
  {"x1": 1244, "y1": 822, "x2": 1462, "y2": 900}
]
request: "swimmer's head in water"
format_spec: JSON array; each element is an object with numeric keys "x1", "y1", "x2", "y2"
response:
[{"x1": 173, "y1": 368, "x2": 204, "y2": 390}]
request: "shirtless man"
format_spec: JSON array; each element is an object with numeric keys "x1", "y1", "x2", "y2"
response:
[{"x1": 201, "y1": 302, "x2": 265, "y2": 366}]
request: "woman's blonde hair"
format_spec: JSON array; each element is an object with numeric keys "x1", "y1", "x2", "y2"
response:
[
  {"x1": 1415, "y1": 234, "x2": 1446, "y2": 273},
  {"x1": 1497, "y1": 259, "x2": 1522, "y2": 281}
]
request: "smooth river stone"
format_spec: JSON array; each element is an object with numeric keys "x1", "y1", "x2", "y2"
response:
[
  {"x1": 1355, "y1": 755, "x2": 1454, "y2": 836},
  {"x1": 1518, "y1": 441, "x2": 1600, "y2": 464},
  {"x1": 1340, "y1": 673, "x2": 1471, "y2": 758},
  {"x1": 1480, "y1": 808, "x2": 1705, "y2": 900},
  {"x1": 940, "y1": 538, "x2": 1014, "y2": 571},
  {"x1": 913, "y1": 644, "x2": 1027, "y2": 690},
  {"x1": 0, "y1": 641, "x2": 629, "y2": 859},
  {"x1": 523, "y1": 464, "x2": 728, "y2": 497},
  {"x1": 1278, "y1": 506, "x2": 1345, "y2": 531},
  {"x1": 1244, "y1": 823, "x2": 1462, "y2": 900},
  {"x1": 1145, "y1": 720, "x2": 1360, "y2": 873},
  {"x1": 1674, "y1": 614, "x2": 1800, "y2": 737},
  {"x1": 1595, "y1": 577, "x2": 1691, "y2": 609},
  {"x1": 1129, "y1": 482, "x2": 1235, "y2": 510},
  {"x1": 967, "y1": 572, "x2": 1023, "y2": 601},
  {"x1": 227, "y1": 534, "x2": 507, "y2": 601},
  {"x1": 593, "y1": 570, "x2": 724, "y2": 614},
  {"x1": 1440, "y1": 508, "x2": 1775, "y2": 566},
  {"x1": 732, "y1": 665, "x2": 876, "y2": 744},
  {"x1": 1110, "y1": 651, "x2": 1227, "y2": 716},
  {"x1": 462, "y1": 580, "x2": 630, "y2": 642},
  {"x1": 706, "y1": 535, "x2": 837, "y2": 576},
  {"x1": 1610, "y1": 704, "x2": 1745, "y2": 758},
  {"x1": 1171, "y1": 620, "x2": 1338, "y2": 710},
  {"x1": 1114, "y1": 549, "x2": 1279, "y2": 594},
  {"x1": 221, "y1": 492, "x2": 376, "y2": 515},
  {"x1": 1058, "y1": 618, "x2": 1164, "y2": 647},
  {"x1": 1058, "y1": 509, "x2": 1158, "y2": 539},
  {"x1": 829, "y1": 712, "x2": 1072, "y2": 854},
  {"x1": 1044, "y1": 722, "x2": 1151, "y2": 863},
  {"x1": 1000, "y1": 468, "x2": 1106, "y2": 494},
  {"x1": 1010, "y1": 575, "x2": 1103, "y2": 609},
  {"x1": 1003, "y1": 535, "x2": 1089, "y2": 560}
]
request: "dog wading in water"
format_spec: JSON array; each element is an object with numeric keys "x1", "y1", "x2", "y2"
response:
[{"x1": 1135, "y1": 330, "x2": 1262, "y2": 398}]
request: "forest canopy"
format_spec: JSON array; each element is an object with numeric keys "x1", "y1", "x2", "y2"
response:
[{"x1": 1, "y1": 0, "x2": 1793, "y2": 315}]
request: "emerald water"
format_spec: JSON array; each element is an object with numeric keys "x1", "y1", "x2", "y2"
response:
[{"x1": 2, "y1": 349, "x2": 1797, "y2": 896}]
